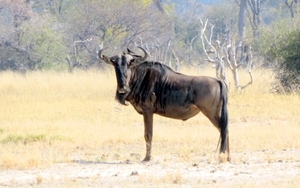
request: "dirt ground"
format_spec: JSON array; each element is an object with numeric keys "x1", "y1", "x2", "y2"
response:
[{"x1": 0, "y1": 149, "x2": 299, "y2": 188}]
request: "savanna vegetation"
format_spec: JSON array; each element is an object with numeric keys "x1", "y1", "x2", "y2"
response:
[
  {"x1": 0, "y1": 0, "x2": 300, "y2": 186},
  {"x1": 0, "y1": 0, "x2": 300, "y2": 92},
  {"x1": 0, "y1": 69, "x2": 299, "y2": 186},
  {"x1": 0, "y1": 68, "x2": 299, "y2": 167}
]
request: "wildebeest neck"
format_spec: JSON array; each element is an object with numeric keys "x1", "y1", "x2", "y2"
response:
[{"x1": 116, "y1": 61, "x2": 171, "y2": 106}]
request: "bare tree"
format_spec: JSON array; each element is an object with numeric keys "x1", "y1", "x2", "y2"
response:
[
  {"x1": 200, "y1": 19, "x2": 253, "y2": 91},
  {"x1": 171, "y1": 49, "x2": 180, "y2": 72},
  {"x1": 284, "y1": 0, "x2": 298, "y2": 18},
  {"x1": 235, "y1": 0, "x2": 265, "y2": 38},
  {"x1": 247, "y1": 0, "x2": 263, "y2": 37},
  {"x1": 238, "y1": 0, "x2": 247, "y2": 41},
  {"x1": 0, "y1": 0, "x2": 33, "y2": 71},
  {"x1": 65, "y1": 38, "x2": 94, "y2": 72},
  {"x1": 200, "y1": 19, "x2": 227, "y2": 83},
  {"x1": 188, "y1": 36, "x2": 197, "y2": 66},
  {"x1": 137, "y1": 36, "x2": 180, "y2": 71},
  {"x1": 153, "y1": 0, "x2": 167, "y2": 14}
]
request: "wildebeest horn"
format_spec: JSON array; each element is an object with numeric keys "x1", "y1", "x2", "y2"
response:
[
  {"x1": 98, "y1": 48, "x2": 112, "y2": 64},
  {"x1": 98, "y1": 48, "x2": 105, "y2": 60},
  {"x1": 137, "y1": 46, "x2": 148, "y2": 61}
]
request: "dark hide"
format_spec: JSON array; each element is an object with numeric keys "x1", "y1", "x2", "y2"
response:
[{"x1": 99, "y1": 48, "x2": 229, "y2": 162}]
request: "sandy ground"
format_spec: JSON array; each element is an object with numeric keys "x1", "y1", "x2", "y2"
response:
[{"x1": 0, "y1": 150, "x2": 299, "y2": 188}]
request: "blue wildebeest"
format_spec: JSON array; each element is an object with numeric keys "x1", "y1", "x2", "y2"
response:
[{"x1": 98, "y1": 47, "x2": 230, "y2": 162}]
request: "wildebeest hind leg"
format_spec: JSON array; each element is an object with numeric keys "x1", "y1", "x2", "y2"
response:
[
  {"x1": 203, "y1": 112, "x2": 228, "y2": 156},
  {"x1": 226, "y1": 134, "x2": 231, "y2": 161}
]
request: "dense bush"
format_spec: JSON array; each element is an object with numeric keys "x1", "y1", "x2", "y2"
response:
[
  {"x1": 275, "y1": 30, "x2": 300, "y2": 93},
  {"x1": 259, "y1": 20, "x2": 300, "y2": 94}
]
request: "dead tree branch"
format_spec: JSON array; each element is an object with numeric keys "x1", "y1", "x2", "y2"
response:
[{"x1": 200, "y1": 18, "x2": 227, "y2": 83}]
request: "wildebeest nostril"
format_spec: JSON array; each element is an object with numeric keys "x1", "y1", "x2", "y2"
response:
[{"x1": 118, "y1": 85, "x2": 128, "y2": 93}]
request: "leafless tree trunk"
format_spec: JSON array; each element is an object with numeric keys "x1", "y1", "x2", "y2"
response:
[
  {"x1": 285, "y1": 0, "x2": 298, "y2": 18},
  {"x1": 248, "y1": 0, "x2": 261, "y2": 28},
  {"x1": 188, "y1": 36, "x2": 197, "y2": 66},
  {"x1": 247, "y1": 0, "x2": 262, "y2": 37},
  {"x1": 238, "y1": 0, "x2": 247, "y2": 41},
  {"x1": 224, "y1": 35, "x2": 253, "y2": 91},
  {"x1": 164, "y1": 38, "x2": 171, "y2": 65},
  {"x1": 172, "y1": 49, "x2": 180, "y2": 72}
]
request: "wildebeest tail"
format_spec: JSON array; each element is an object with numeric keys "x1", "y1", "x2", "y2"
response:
[{"x1": 219, "y1": 80, "x2": 228, "y2": 153}]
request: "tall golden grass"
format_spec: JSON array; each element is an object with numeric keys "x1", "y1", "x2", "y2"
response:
[{"x1": 0, "y1": 67, "x2": 299, "y2": 169}]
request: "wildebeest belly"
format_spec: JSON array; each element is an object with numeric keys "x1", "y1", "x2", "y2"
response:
[
  {"x1": 154, "y1": 104, "x2": 200, "y2": 121},
  {"x1": 130, "y1": 100, "x2": 200, "y2": 120}
]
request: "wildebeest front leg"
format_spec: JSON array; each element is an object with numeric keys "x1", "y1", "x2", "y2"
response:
[{"x1": 142, "y1": 110, "x2": 153, "y2": 161}]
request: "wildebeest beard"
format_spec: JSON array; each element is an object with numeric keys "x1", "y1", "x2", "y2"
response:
[{"x1": 115, "y1": 89, "x2": 130, "y2": 105}]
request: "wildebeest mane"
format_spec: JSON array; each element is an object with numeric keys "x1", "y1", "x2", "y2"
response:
[{"x1": 116, "y1": 61, "x2": 184, "y2": 109}]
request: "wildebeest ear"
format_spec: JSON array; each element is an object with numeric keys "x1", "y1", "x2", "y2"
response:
[
  {"x1": 101, "y1": 55, "x2": 113, "y2": 65},
  {"x1": 128, "y1": 55, "x2": 142, "y2": 67},
  {"x1": 127, "y1": 48, "x2": 135, "y2": 55}
]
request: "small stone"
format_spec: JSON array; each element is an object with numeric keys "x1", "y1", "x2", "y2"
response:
[{"x1": 131, "y1": 171, "x2": 138, "y2": 176}]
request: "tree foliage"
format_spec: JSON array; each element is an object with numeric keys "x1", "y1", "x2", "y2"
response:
[
  {"x1": 21, "y1": 15, "x2": 68, "y2": 70},
  {"x1": 275, "y1": 30, "x2": 300, "y2": 93},
  {"x1": 0, "y1": 0, "x2": 173, "y2": 71},
  {"x1": 259, "y1": 18, "x2": 300, "y2": 93}
]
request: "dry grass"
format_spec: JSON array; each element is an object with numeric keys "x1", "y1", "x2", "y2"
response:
[{"x1": 0, "y1": 67, "x2": 299, "y2": 171}]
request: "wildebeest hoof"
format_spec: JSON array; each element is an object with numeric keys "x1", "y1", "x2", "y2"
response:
[
  {"x1": 227, "y1": 157, "x2": 231, "y2": 162},
  {"x1": 142, "y1": 156, "x2": 151, "y2": 162}
]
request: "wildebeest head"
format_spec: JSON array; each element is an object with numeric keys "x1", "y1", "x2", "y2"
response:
[{"x1": 98, "y1": 47, "x2": 148, "y2": 94}]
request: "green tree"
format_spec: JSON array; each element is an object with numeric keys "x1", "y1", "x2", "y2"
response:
[
  {"x1": 259, "y1": 18, "x2": 300, "y2": 93},
  {"x1": 274, "y1": 29, "x2": 300, "y2": 93},
  {"x1": 61, "y1": 0, "x2": 172, "y2": 67},
  {"x1": 0, "y1": 0, "x2": 35, "y2": 71},
  {"x1": 20, "y1": 15, "x2": 69, "y2": 70}
]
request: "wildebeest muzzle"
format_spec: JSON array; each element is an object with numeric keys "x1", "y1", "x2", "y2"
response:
[{"x1": 117, "y1": 84, "x2": 129, "y2": 94}]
